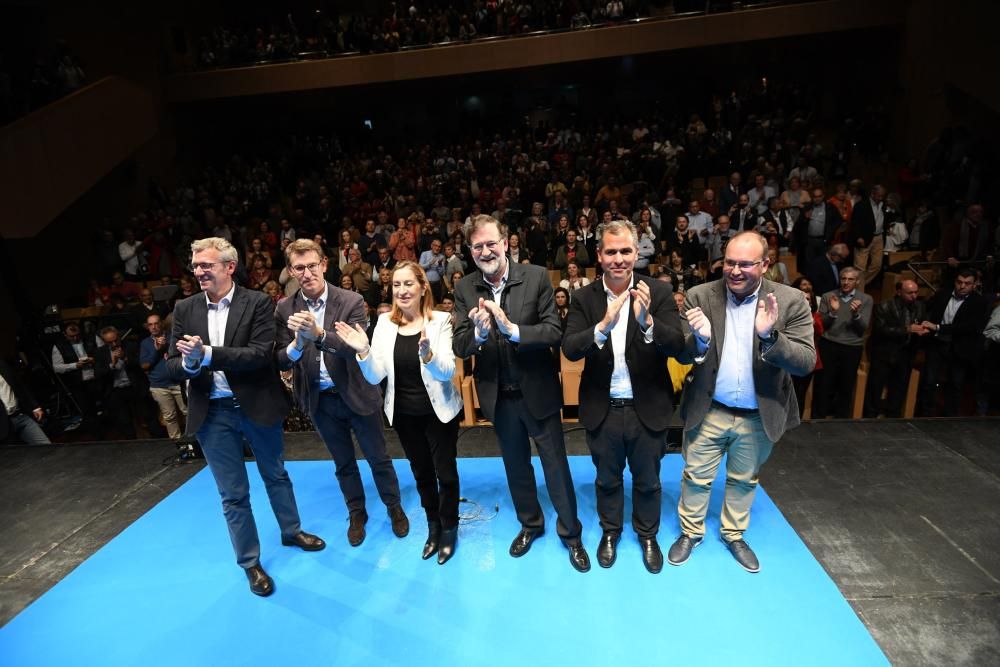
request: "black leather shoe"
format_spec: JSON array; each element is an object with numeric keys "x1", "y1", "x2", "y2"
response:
[
  {"x1": 245, "y1": 564, "x2": 274, "y2": 597},
  {"x1": 422, "y1": 521, "x2": 442, "y2": 560},
  {"x1": 567, "y1": 542, "x2": 591, "y2": 573},
  {"x1": 347, "y1": 510, "x2": 368, "y2": 547},
  {"x1": 281, "y1": 531, "x2": 326, "y2": 551},
  {"x1": 597, "y1": 532, "x2": 619, "y2": 568},
  {"x1": 388, "y1": 504, "x2": 409, "y2": 538},
  {"x1": 437, "y1": 527, "x2": 457, "y2": 565},
  {"x1": 509, "y1": 528, "x2": 543, "y2": 557},
  {"x1": 667, "y1": 534, "x2": 702, "y2": 566},
  {"x1": 726, "y1": 539, "x2": 760, "y2": 573},
  {"x1": 640, "y1": 537, "x2": 663, "y2": 574}
]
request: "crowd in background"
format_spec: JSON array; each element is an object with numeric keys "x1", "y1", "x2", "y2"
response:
[{"x1": 3, "y1": 76, "x2": 999, "y2": 446}]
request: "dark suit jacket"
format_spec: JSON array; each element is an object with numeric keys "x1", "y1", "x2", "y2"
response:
[
  {"x1": 926, "y1": 290, "x2": 989, "y2": 363},
  {"x1": 167, "y1": 286, "x2": 291, "y2": 433},
  {"x1": 562, "y1": 274, "x2": 684, "y2": 433},
  {"x1": 806, "y1": 255, "x2": 841, "y2": 299},
  {"x1": 719, "y1": 184, "x2": 745, "y2": 214},
  {"x1": 849, "y1": 198, "x2": 886, "y2": 247},
  {"x1": 453, "y1": 262, "x2": 563, "y2": 422},
  {"x1": 677, "y1": 279, "x2": 815, "y2": 443},
  {"x1": 870, "y1": 296, "x2": 928, "y2": 362},
  {"x1": 0, "y1": 359, "x2": 41, "y2": 441},
  {"x1": 274, "y1": 283, "x2": 382, "y2": 417},
  {"x1": 94, "y1": 340, "x2": 147, "y2": 397}
]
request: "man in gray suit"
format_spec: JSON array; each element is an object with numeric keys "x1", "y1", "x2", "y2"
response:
[
  {"x1": 168, "y1": 237, "x2": 324, "y2": 597},
  {"x1": 275, "y1": 239, "x2": 409, "y2": 548},
  {"x1": 667, "y1": 232, "x2": 815, "y2": 573}
]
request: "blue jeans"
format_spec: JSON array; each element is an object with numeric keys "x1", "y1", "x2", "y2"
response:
[
  {"x1": 6, "y1": 413, "x2": 51, "y2": 444},
  {"x1": 196, "y1": 400, "x2": 301, "y2": 569}
]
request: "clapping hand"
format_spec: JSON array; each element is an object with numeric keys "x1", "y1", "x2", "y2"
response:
[
  {"x1": 333, "y1": 321, "x2": 371, "y2": 357},
  {"x1": 417, "y1": 328, "x2": 432, "y2": 363},
  {"x1": 177, "y1": 335, "x2": 204, "y2": 361},
  {"x1": 482, "y1": 299, "x2": 515, "y2": 338},
  {"x1": 469, "y1": 297, "x2": 492, "y2": 340},
  {"x1": 755, "y1": 292, "x2": 779, "y2": 338},
  {"x1": 829, "y1": 295, "x2": 841, "y2": 312},
  {"x1": 599, "y1": 290, "x2": 630, "y2": 336},
  {"x1": 685, "y1": 307, "x2": 712, "y2": 344},
  {"x1": 288, "y1": 310, "x2": 322, "y2": 342},
  {"x1": 849, "y1": 299, "x2": 862, "y2": 314},
  {"x1": 630, "y1": 280, "x2": 653, "y2": 330}
]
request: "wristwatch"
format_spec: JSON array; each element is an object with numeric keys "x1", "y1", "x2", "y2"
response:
[
  {"x1": 314, "y1": 330, "x2": 327, "y2": 350},
  {"x1": 758, "y1": 330, "x2": 778, "y2": 345}
]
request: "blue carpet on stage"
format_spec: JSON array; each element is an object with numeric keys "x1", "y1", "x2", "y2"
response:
[{"x1": 0, "y1": 455, "x2": 887, "y2": 666}]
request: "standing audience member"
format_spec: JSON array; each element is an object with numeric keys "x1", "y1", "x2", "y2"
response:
[
  {"x1": 814, "y1": 267, "x2": 873, "y2": 419},
  {"x1": 919, "y1": 270, "x2": 989, "y2": 416},
  {"x1": 850, "y1": 185, "x2": 887, "y2": 287},
  {"x1": 140, "y1": 313, "x2": 187, "y2": 439},
  {"x1": 0, "y1": 358, "x2": 50, "y2": 444},
  {"x1": 864, "y1": 280, "x2": 928, "y2": 418},
  {"x1": 337, "y1": 261, "x2": 464, "y2": 565},
  {"x1": 790, "y1": 277, "x2": 823, "y2": 417}
]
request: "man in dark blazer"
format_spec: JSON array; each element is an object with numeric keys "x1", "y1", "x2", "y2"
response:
[
  {"x1": 793, "y1": 187, "x2": 843, "y2": 271},
  {"x1": 167, "y1": 237, "x2": 324, "y2": 597},
  {"x1": 275, "y1": 239, "x2": 408, "y2": 548},
  {"x1": 864, "y1": 279, "x2": 929, "y2": 418},
  {"x1": 669, "y1": 231, "x2": 814, "y2": 574},
  {"x1": 849, "y1": 184, "x2": 887, "y2": 287},
  {"x1": 453, "y1": 215, "x2": 590, "y2": 573},
  {"x1": 806, "y1": 243, "x2": 848, "y2": 299},
  {"x1": 0, "y1": 358, "x2": 50, "y2": 444},
  {"x1": 919, "y1": 269, "x2": 989, "y2": 416},
  {"x1": 563, "y1": 220, "x2": 685, "y2": 574},
  {"x1": 94, "y1": 325, "x2": 151, "y2": 439}
]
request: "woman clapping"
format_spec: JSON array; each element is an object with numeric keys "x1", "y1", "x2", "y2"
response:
[{"x1": 334, "y1": 261, "x2": 463, "y2": 564}]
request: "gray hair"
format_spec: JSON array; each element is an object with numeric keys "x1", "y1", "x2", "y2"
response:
[
  {"x1": 596, "y1": 219, "x2": 638, "y2": 249},
  {"x1": 841, "y1": 266, "x2": 861, "y2": 278},
  {"x1": 191, "y1": 237, "x2": 239, "y2": 264}
]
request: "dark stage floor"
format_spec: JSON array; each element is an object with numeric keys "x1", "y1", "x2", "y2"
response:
[{"x1": 2, "y1": 419, "x2": 999, "y2": 666}]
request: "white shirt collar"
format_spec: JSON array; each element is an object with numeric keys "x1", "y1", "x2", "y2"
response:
[
  {"x1": 205, "y1": 282, "x2": 236, "y2": 308},
  {"x1": 303, "y1": 283, "x2": 330, "y2": 308}
]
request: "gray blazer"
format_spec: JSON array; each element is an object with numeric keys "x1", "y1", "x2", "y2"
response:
[{"x1": 677, "y1": 279, "x2": 815, "y2": 443}]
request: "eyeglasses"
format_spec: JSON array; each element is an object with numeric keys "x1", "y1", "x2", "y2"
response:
[
  {"x1": 290, "y1": 262, "x2": 324, "y2": 276},
  {"x1": 471, "y1": 241, "x2": 502, "y2": 254},
  {"x1": 189, "y1": 262, "x2": 226, "y2": 272},
  {"x1": 723, "y1": 260, "x2": 763, "y2": 271}
]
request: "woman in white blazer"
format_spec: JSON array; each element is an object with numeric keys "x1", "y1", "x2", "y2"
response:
[{"x1": 334, "y1": 261, "x2": 463, "y2": 565}]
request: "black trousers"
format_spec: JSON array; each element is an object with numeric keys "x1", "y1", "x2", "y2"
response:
[
  {"x1": 586, "y1": 404, "x2": 665, "y2": 539},
  {"x1": 920, "y1": 343, "x2": 981, "y2": 417},
  {"x1": 493, "y1": 394, "x2": 582, "y2": 544},
  {"x1": 394, "y1": 412, "x2": 460, "y2": 529},
  {"x1": 791, "y1": 373, "x2": 814, "y2": 418},
  {"x1": 864, "y1": 351, "x2": 913, "y2": 418},
  {"x1": 311, "y1": 392, "x2": 401, "y2": 514},
  {"x1": 814, "y1": 338, "x2": 863, "y2": 419}
]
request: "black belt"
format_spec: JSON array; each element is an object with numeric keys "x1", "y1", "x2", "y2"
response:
[
  {"x1": 712, "y1": 400, "x2": 758, "y2": 416},
  {"x1": 209, "y1": 396, "x2": 240, "y2": 408},
  {"x1": 498, "y1": 383, "x2": 522, "y2": 399},
  {"x1": 609, "y1": 398, "x2": 634, "y2": 407},
  {"x1": 321, "y1": 385, "x2": 339, "y2": 395}
]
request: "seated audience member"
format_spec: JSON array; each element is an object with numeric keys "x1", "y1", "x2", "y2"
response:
[
  {"x1": 247, "y1": 254, "x2": 275, "y2": 290},
  {"x1": 864, "y1": 280, "x2": 928, "y2": 418},
  {"x1": 560, "y1": 261, "x2": 591, "y2": 291},
  {"x1": 343, "y1": 247, "x2": 374, "y2": 294},
  {"x1": 553, "y1": 287, "x2": 571, "y2": 334},
  {"x1": 685, "y1": 200, "x2": 714, "y2": 245},
  {"x1": 634, "y1": 224, "x2": 657, "y2": 275},
  {"x1": 790, "y1": 277, "x2": 823, "y2": 417},
  {"x1": 88, "y1": 278, "x2": 111, "y2": 307},
  {"x1": 762, "y1": 248, "x2": 789, "y2": 284},
  {"x1": 418, "y1": 238, "x2": 447, "y2": 301},
  {"x1": 554, "y1": 230, "x2": 592, "y2": 273},
  {"x1": 919, "y1": 270, "x2": 989, "y2": 417},
  {"x1": 663, "y1": 249, "x2": 702, "y2": 293},
  {"x1": 794, "y1": 187, "x2": 842, "y2": 270},
  {"x1": 263, "y1": 280, "x2": 282, "y2": 304},
  {"x1": 131, "y1": 289, "x2": 168, "y2": 334},
  {"x1": 108, "y1": 271, "x2": 141, "y2": 302},
  {"x1": 52, "y1": 321, "x2": 102, "y2": 437},
  {"x1": 0, "y1": 358, "x2": 50, "y2": 444},
  {"x1": 663, "y1": 216, "x2": 701, "y2": 267},
  {"x1": 368, "y1": 266, "x2": 394, "y2": 308},
  {"x1": 814, "y1": 267, "x2": 872, "y2": 419},
  {"x1": 139, "y1": 314, "x2": 187, "y2": 440},
  {"x1": 507, "y1": 233, "x2": 528, "y2": 265}
]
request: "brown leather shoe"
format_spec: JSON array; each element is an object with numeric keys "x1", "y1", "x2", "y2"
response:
[
  {"x1": 281, "y1": 531, "x2": 326, "y2": 551},
  {"x1": 388, "y1": 504, "x2": 409, "y2": 538},
  {"x1": 245, "y1": 564, "x2": 274, "y2": 597},
  {"x1": 348, "y1": 510, "x2": 368, "y2": 547}
]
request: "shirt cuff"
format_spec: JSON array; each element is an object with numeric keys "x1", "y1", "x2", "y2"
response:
[
  {"x1": 640, "y1": 322, "x2": 654, "y2": 344},
  {"x1": 593, "y1": 325, "x2": 608, "y2": 349},
  {"x1": 508, "y1": 324, "x2": 521, "y2": 343},
  {"x1": 287, "y1": 340, "x2": 304, "y2": 361}
]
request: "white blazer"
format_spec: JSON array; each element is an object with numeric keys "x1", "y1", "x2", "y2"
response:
[{"x1": 357, "y1": 310, "x2": 463, "y2": 425}]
